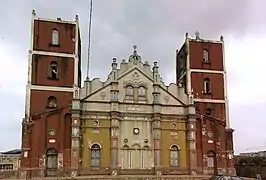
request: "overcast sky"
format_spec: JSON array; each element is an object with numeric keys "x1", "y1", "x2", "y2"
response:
[{"x1": 0, "y1": 0, "x2": 266, "y2": 154}]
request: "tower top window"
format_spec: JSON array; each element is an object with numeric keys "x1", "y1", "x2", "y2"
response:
[
  {"x1": 47, "y1": 96, "x2": 57, "y2": 108},
  {"x1": 203, "y1": 49, "x2": 209, "y2": 63},
  {"x1": 49, "y1": 61, "x2": 58, "y2": 79},
  {"x1": 203, "y1": 78, "x2": 211, "y2": 94},
  {"x1": 52, "y1": 29, "x2": 59, "y2": 45}
]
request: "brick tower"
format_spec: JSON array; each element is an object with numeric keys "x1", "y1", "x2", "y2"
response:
[
  {"x1": 20, "y1": 10, "x2": 81, "y2": 176},
  {"x1": 176, "y1": 32, "x2": 235, "y2": 175}
]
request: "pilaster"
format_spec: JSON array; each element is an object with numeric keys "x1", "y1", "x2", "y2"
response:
[
  {"x1": 21, "y1": 120, "x2": 34, "y2": 168},
  {"x1": 110, "y1": 57, "x2": 119, "y2": 175},
  {"x1": 225, "y1": 128, "x2": 235, "y2": 175},
  {"x1": 70, "y1": 91, "x2": 81, "y2": 176},
  {"x1": 152, "y1": 61, "x2": 162, "y2": 175},
  {"x1": 110, "y1": 112, "x2": 119, "y2": 176},
  {"x1": 70, "y1": 113, "x2": 81, "y2": 175},
  {"x1": 187, "y1": 95, "x2": 197, "y2": 174},
  {"x1": 152, "y1": 112, "x2": 162, "y2": 175},
  {"x1": 187, "y1": 113, "x2": 197, "y2": 174}
]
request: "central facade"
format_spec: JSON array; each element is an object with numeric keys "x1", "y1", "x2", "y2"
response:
[{"x1": 73, "y1": 48, "x2": 196, "y2": 175}]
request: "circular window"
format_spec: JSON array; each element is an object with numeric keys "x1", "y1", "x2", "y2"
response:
[
  {"x1": 171, "y1": 123, "x2": 176, "y2": 128},
  {"x1": 49, "y1": 129, "x2": 56, "y2": 136},
  {"x1": 93, "y1": 120, "x2": 99, "y2": 126}
]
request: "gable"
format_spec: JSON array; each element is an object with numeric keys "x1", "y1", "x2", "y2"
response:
[
  {"x1": 83, "y1": 84, "x2": 111, "y2": 102},
  {"x1": 117, "y1": 67, "x2": 154, "y2": 103},
  {"x1": 159, "y1": 86, "x2": 185, "y2": 106},
  {"x1": 80, "y1": 47, "x2": 188, "y2": 106}
]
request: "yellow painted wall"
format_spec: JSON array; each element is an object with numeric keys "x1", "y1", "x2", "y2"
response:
[
  {"x1": 161, "y1": 120, "x2": 188, "y2": 168},
  {"x1": 82, "y1": 118, "x2": 111, "y2": 167},
  {"x1": 0, "y1": 155, "x2": 20, "y2": 170}
]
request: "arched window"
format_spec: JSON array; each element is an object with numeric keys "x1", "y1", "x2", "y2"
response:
[
  {"x1": 203, "y1": 78, "x2": 211, "y2": 94},
  {"x1": 47, "y1": 96, "x2": 57, "y2": 108},
  {"x1": 170, "y1": 145, "x2": 179, "y2": 167},
  {"x1": 91, "y1": 144, "x2": 100, "y2": 167},
  {"x1": 122, "y1": 145, "x2": 130, "y2": 169},
  {"x1": 46, "y1": 148, "x2": 58, "y2": 170},
  {"x1": 142, "y1": 146, "x2": 151, "y2": 169},
  {"x1": 207, "y1": 150, "x2": 216, "y2": 168},
  {"x1": 125, "y1": 85, "x2": 134, "y2": 100},
  {"x1": 203, "y1": 49, "x2": 209, "y2": 63},
  {"x1": 49, "y1": 61, "x2": 58, "y2": 79},
  {"x1": 131, "y1": 144, "x2": 141, "y2": 169},
  {"x1": 52, "y1": 29, "x2": 59, "y2": 45},
  {"x1": 138, "y1": 87, "x2": 146, "y2": 96},
  {"x1": 138, "y1": 86, "x2": 146, "y2": 102}
]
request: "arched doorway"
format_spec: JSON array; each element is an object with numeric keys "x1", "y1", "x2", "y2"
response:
[
  {"x1": 46, "y1": 148, "x2": 58, "y2": 176},
  {"x1": 207, "y1": 150, "x2": 217, "y2": 175}
]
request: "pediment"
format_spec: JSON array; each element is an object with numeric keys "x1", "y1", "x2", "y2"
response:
[
  {"x1": 118, "y1": 66, "x2": 154, "y2": 85},
  {"x1": 80, "y1": 46, "x2": 188, "y2": 106}
]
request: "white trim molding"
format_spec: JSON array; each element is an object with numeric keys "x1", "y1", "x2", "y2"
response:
[
  {"x1": 188, "y1": 37, "x2": 223, "y2": 44},
  {"x1": 221, "y1": 38, "x2": 230, "y2": 128},
  {"x1": 32, "y1": 50, "x2": 75, "y2": 58},
  {"x1": 30, "y1": 85, "x2": 74, "y2": 92},
  {"x1": 194, "y1": 98, "x2": 225, "y2": 103},
  {"x1": 190, "y1": 69, "x2": 224, "y2": 74},
  {"x1": 34, "y1": 17, "x2": 76, "y2": 25},
  {"x1": 24, "y1": 11, "x2": 36, "y2": 121},
  {"x1": 74, "y1": 16, "x2": 80, "y2": 87},
  {"x1": 185, "y1": 34, "x2": 192, "y2": 95}
]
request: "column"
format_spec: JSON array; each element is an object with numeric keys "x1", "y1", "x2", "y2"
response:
[
  {"x1": 110, "y1": 112, "x2": 119, "y2": 176},
  {"x1": 110, "y1": 57, "x2": 119, "y2": 175},
  {"x1": 226, "y1": 128, "x2": 236, "y2": 175},
  {"x1": 187, "y1": 94, "x2": 197, "y2": 174},
  {"x1": 153, "y1": 113, "x2": 162, "y2": 175},
  {"x1": 70, "y1": 96, "x2": 81, "y2": 176},
  {"x1": 187, "y1": 116, "x2": 197, "y2": 174},
  {"x1": 21, "y1": 120, "x2": 34, "y2": 168}
]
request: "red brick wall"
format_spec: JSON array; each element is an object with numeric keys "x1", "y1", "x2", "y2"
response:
[
  {"x1": 30, "y1": 90, "x2": 72, "y2": 115},
  {"x1": 33, "y1": 20, "x2": 76, "y2": 54},
  {"x1": 188, "y1": 39, "x2": 230, "y2": 172},
  {"x1": 29, "y1": 108, "x2": 71, "y2": 168},
  {"x1": 189, "y1": 41, "x2": 223, "y2": 71},
  {"x1": 191, "y1": 72, "x2": 224, "y2": 100},
  {"x1": 31, "y1": 55, "x2": 74, "y2": 87}
]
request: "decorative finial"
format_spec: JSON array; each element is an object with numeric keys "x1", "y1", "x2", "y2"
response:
[
  {"x1": 112, "y1": 58, "x2": 117, "y2": 69},
  {"x1": 133, "y1": 45, "x2": 137, "y2": 51},
  {"x1": 32, "y1": 9, "x2": 36, "y2": 16},
  {"x1": 220, "y1": 36, "x2": 224, "y2": 42},
  {"x1": 75, "y1": 15, "x2": 79, "y2": 22},
  {"x1": 185, "y1": 32, "x2": 188, "y2": 38},
  {"x1": 195, "y1": 31, "x2": 200, "y2": 40}
]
